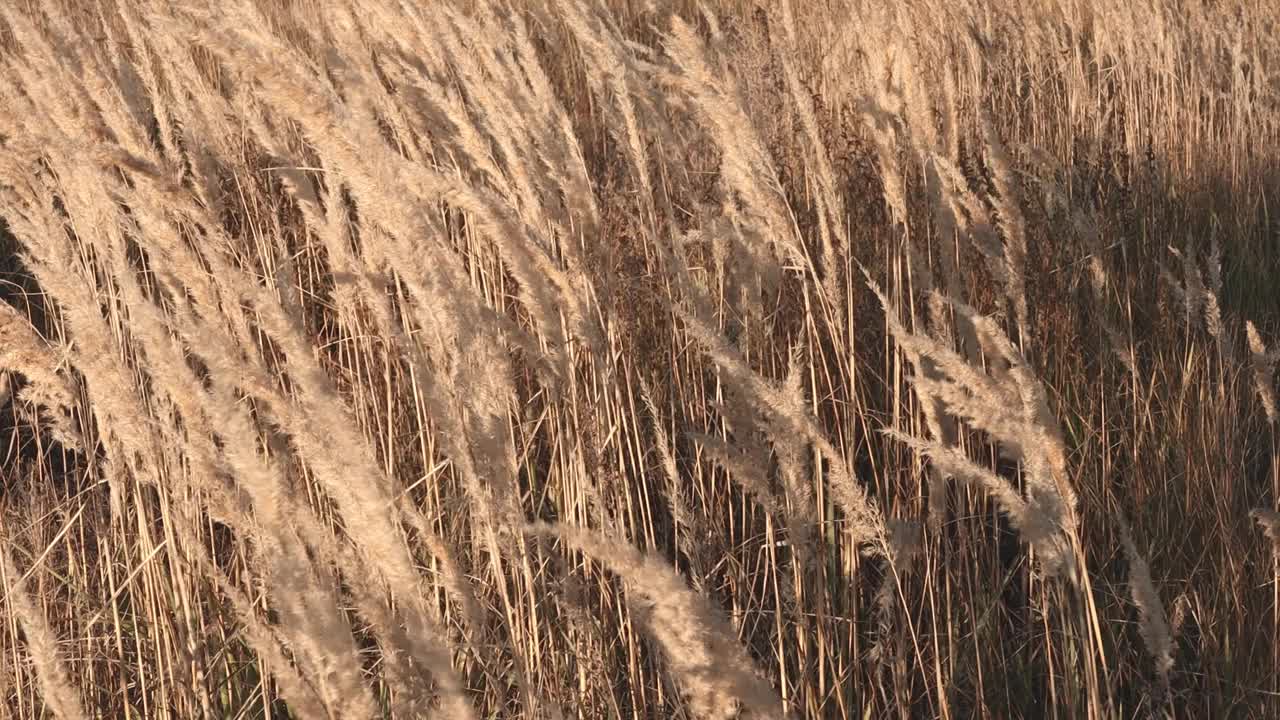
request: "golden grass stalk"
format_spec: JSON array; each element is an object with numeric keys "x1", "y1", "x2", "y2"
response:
[
  {"x1": 1253, "y1": 509, "x2": 1280, "y2": 556},
  {"x1": 869, "y1": 274, "x2": 1080, "y2": 580},
  {"x1": 527, "y1": 522, "x2": 783, "y2": 720},
  {"x1": 1118, "y1": 521, "x2": 1174, "y2": 705},
  {"x1": 0, "y1": 539, "x2": 87, "y2": 720},
  {"x1": 1247, "y1": 321, "x2": 1279, "y2": 424}
]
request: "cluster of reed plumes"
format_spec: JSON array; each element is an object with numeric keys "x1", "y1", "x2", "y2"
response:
[{"x1": 1, "y1": 0, "x2": 1279, "y2": 717}]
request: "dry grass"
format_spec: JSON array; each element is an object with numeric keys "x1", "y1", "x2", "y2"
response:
[{"x1": 1, "y1": 0, "x2": 1279, "y2": 717}]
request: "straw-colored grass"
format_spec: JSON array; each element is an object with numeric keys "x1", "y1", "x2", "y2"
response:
[{"x1": 2, "y1": 0, "x2": 1280, "y2": 717}]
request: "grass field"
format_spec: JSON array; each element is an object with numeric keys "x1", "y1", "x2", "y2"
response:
[{"x1": 2, "y1": 0, "x2": 1280, "y2": 717}]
